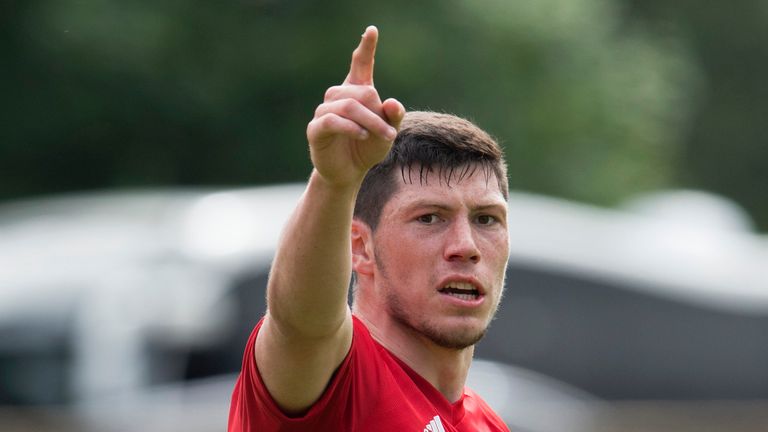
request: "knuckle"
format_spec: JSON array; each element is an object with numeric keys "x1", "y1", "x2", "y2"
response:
[
  {"x1": 361, "y1": 86, "x2": 379, "y2": 102},
  {"x1": 339, "y1": 98, "x2": 359, "y2": 115},
  {"x1": 309, "y1": 115, "x2": 327, "y2": 132},
  {"x1": 324, "y1": 86, "x2": 339, "y2": 101},
  {"x1": 306, "y1": 119, "x2": 318, "y2": 136},
  {"x1": 316, "y1": 114, "x2": 331, "y2": 128},
  {"x1": 320, "y1": 113, "x2": 340, "y2": 128}
]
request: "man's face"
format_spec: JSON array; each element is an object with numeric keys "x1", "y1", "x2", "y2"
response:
[{"x1": 371, "y1": 166, "x2": 509, "y2": 350}]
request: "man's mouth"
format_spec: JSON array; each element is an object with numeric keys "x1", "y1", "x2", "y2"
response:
[{"x1": 438, "y1": 281, "x2": 481, "y2": 301}]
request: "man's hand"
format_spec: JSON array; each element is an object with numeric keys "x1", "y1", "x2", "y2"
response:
[{"x1": 307, "y1": 26, "x2": 406, "y2": 188}]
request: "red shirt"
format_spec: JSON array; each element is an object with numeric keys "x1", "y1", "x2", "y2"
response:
[{"x1": 228, "y1": 315, "x2": 510, "y2": 431}]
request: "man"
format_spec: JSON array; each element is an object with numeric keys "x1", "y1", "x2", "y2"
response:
[{"x1": 229, "y1": 25, "x2": 510, "y2": 431}]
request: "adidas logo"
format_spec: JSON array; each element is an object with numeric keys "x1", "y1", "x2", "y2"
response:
[{"x1": 423, "y1": 415, "x2": 446, "y2": 432}]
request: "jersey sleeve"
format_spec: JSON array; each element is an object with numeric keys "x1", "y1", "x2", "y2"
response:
[{"x1": 227, "y1": 316, "x2": 380, "y2": 432}]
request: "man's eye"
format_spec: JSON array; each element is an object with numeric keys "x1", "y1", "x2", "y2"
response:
[
  {"x1": 417, "y1": 214, "x2": 440, "y2": 224},
  {"x1": 476, "y1": 214, "x2": 496, "y2": 225}
]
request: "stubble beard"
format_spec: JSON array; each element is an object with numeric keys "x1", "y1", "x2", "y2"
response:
[
  {"x1": 386, "y1": 289, "x2": 489, "y2": 350},
  {"x1": 375, "y1": 250, "x2": 495, "y2": 350}
]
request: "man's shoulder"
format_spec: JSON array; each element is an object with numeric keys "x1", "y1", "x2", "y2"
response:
[
  {"x1": 349, "y1": 314, "x2": 377, "y2": 350},
  {"x1": 462, "y1": 386, "x2": 509, "y2": 430},
  {"x1": 349, "y1": 314, "x2": 394, "y2": 357}
]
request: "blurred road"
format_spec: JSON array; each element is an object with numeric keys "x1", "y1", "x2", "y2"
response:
[
  {"x1": 591, "y1": 400, "x2": 768, "y2": 432},
  {"x1": 2, "y1": 400, "x2": 768, "y2": 432}
]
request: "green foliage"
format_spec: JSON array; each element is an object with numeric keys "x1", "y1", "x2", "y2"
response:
[
  {"x1": 0, "y1": 0, "x2": 703, "y2": 213},
  {"x1": 625, "y1": 0, "x2": 768, "y2": 230}
]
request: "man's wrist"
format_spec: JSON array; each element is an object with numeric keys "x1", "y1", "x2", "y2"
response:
[{"x1": 308, "y1": 169, "x2": 363, "y2": 201}]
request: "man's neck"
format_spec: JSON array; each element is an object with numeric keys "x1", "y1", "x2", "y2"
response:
[{"x1": 354, "y1": 311, "x2": 474, "y2": 403}]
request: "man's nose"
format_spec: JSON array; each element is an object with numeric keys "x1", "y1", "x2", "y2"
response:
[{"x1": 443, "y1": 218, "x2": 481, "y2": 263}]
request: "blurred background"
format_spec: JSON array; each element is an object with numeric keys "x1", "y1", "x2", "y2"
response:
[{"x1": 1, "y1": 0, "x2": 767, "y2": 431}]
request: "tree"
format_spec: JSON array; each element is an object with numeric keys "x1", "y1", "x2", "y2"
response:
[{"x1": 1, "y1": 0, "x2": 699, "y2": 218}]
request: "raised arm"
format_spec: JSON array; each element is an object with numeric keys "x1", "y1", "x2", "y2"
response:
[{"x1": 253, "y1": 26, "x2": 405, "y2": 415}]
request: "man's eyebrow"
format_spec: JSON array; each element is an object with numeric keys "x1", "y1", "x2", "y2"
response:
[
  {"x1": 402, "y1": 201, "x2": 453, "y2": 212},
  {"x1": 474, "y1": 203, "x2": 507, "y2": 212},
  {"x1": 402, "y1": 200, "x2": 506, "y2": 212}
]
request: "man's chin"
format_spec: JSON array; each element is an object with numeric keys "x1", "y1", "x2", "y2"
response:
[
  {"x1": 417, "y1": 321, "x2": 488, "y2": 351},
  {"x1": 386, "y1": 295, "x2": 489, "y2": 349}
]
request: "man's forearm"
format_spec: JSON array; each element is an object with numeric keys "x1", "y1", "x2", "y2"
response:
[{"x1": 265, "y1": 169, "x2": 359, "y2": 338}]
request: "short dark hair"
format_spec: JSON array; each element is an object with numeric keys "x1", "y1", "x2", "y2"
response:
[{"x1": 353, "y1": 111, "x2": 508, "y2": 231}]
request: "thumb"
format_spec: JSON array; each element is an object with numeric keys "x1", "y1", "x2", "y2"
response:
[{"x1": 382, "y1": 98, "x2": 406, "y2": 133}]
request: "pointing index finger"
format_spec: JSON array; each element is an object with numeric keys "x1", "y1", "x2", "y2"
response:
[{"x1": 344, "y1": 25, "x2": 378, "y2": 86}]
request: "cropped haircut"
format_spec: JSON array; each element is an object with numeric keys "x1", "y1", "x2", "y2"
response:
[{"x1": 353, "y1": 111, "x2": 508, "y2": 231}]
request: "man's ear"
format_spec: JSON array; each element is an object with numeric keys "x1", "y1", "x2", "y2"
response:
[{"x1": 351, "y1": 219, "x2": 374, "y2": 276}]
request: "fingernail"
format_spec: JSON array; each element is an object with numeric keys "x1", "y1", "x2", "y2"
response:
[
  {"x1": 358, "y1": 129, "x2": 369, "y2": 140},
  {"x1": 386, "y1": 127, "x2": 397, "y2": 141}
]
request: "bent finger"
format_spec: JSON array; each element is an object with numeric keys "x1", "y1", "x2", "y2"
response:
[
  {"x1": 324, "y1": 84, "x2": 383, "y2": 116},
  {"x1": 307, "y1": 113, "x2": 369, "y2": 142},
  {"x1": 315, "y1": 99, "x2": 397, "y2": 140}
]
